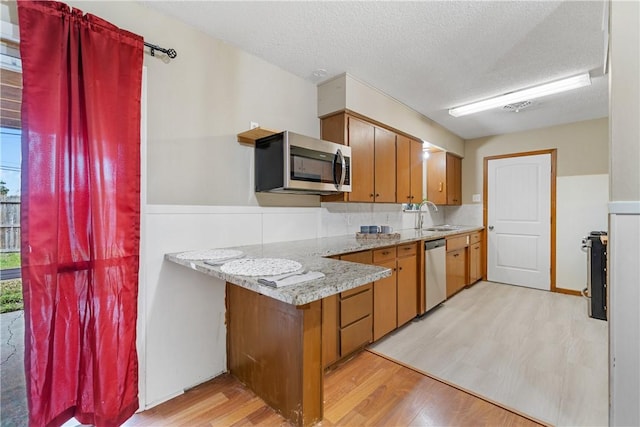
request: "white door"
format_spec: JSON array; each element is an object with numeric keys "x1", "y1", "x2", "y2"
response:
[{"x1": 487, "y1": 154, "x2": 551, "y2": 290}]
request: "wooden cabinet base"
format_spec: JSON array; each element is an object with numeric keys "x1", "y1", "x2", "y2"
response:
[{"x1": 226, "y1": 283, "x2": 322, "y2": 427}]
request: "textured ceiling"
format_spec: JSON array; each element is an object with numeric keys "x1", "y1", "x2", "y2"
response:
[{"x1": 142, "y1": 1, "x2": 609, "y2": 140}]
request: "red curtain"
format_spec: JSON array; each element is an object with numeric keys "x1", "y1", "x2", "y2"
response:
[{"x1": 18, "y1": 2, "x2": 143, "y2": 426}]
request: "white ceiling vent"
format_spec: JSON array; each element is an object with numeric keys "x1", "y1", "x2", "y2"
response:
[{"x1": 503, "y1": 100, "x2": 533, "y2": 113}]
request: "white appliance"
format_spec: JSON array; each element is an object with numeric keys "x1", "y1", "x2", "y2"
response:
[{"x1": 424, "y1": 239, "x2": 447, "y2": 312}]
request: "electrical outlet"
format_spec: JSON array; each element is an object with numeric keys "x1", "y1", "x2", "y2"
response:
[
  {"x1": 250, "y1": 121, "x2": 259, "y2": 129},
  {"x1": 472, "y1": 193, "x2": 481, "y2": 203}
]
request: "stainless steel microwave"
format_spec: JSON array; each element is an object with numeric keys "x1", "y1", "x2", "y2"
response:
[{"x1": 255, "y1": 131, "x2": 352, "y2": 195}]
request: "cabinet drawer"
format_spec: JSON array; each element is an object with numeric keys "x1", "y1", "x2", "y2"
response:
[
  {"x1": 470, "y1": 232, "x2": 482, "y2": 245},
  {"x1": 373, "y1": 246, "x2": 396, "y2": 263},
  {"x1": 340, "y1": 315, "x2": 372, "y2": 356},
  {"x1": 340, "y1": 283, "x2": 372, "y2": 299},
  {"x1": 397, "y1": 242, "x2": 417, "y2": 257},
  {"x1": 340, "y1": 288, "x2": 372, "y2": 327},
  {"x1": 340, "y1": 250, "x2": 372, "y2": 264},
  {"x1": 446, "y1": 235, "x2": 468, "y2": 251}
]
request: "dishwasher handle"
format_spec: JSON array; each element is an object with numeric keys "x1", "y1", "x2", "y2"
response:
[{"x1": 425, "y1": 239, "x2": 446, "y2": 250}]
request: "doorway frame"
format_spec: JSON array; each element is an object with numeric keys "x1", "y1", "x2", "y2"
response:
[{"x1": 482, "y1": 149, "x2": 563, "y2": 293}]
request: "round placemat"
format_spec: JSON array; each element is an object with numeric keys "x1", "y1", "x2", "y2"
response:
[
  {"x1": 220, "y1": 258, "x2": 302, "y2": 276},
  {"x1": 176, "y1": 249, "x2": 243, "y2": 261}
]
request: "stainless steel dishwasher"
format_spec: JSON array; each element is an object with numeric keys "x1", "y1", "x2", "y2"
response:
[{"x1": 424, "y1": 239, "x2": 447, "y2": 312}]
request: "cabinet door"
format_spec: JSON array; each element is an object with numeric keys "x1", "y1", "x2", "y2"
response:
[
  {"x1": 468, "y1": 242, "x2": 482, "y2": 284},
  {"x1": 397, "y1": 254, "x2": 418, "y2": 327},
  {"x1": 446, "y1": 248, "x2": 466, "y2": 297},
  {"x1": 373, "y1": 260, "x2": 397, "y2": 341},
  {"x1": 396, "y1": 135, "x2": 412, "y2": 204},
  {"x1": 348, "y1": 117, "x2": 375, "y2": 202},
  {"x1": 373, "y1": 126, "x2": 396, "y2": 203},
  {"x1": 409, "y1": 139, "x2": 424, "y2": 203},
  {"x1": 446, "y1": 153, "x2": 462, "y2": 205},
  {"x1": 427, "y1": 151, "x2": 447, "y2": 205},
  {"x1": 321, "y1": 113, "x2": 347, "y2": 145},
  {"x1": 321, "y1": 295, "x2": 339, "y2": 368}
]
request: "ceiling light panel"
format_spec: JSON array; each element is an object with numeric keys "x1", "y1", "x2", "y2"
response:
[{"x1": 448, "y1": 73, "x2": 592, "y2": 117}]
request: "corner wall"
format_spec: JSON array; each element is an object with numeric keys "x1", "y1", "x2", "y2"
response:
[{"x1": 608, "y1": 1, "x2": 640, "y2": 425}]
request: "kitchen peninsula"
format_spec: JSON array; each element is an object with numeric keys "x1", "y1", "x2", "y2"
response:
[{"x1": 166, "y1": 226, "x2": 482, "y2": 426}]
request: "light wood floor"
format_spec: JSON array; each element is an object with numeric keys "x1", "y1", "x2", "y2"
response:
[
  {"x1": 124, "y1": 350, "x2": 544, "y2": 426},
  {"x1": 371, "y1": 281, "x2": 609, "y2": 427}
]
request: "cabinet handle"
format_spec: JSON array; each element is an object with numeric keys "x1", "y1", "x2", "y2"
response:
[
  {"x1": 398, "y1": 267, "x2": 403, "y2": 271},
  {"x1": 376, "y1": 193, "x2": 380, "y2": 197},
  {"x1": 370, "y1": 193, "x2": 374, "y2": 198},
  {"x1": 382, "y1": 251, "x2": 389, "y2": 255},
  {"x1": 409, "y1": 195, "x2": 414, "y2": 200},
  {"x1": 453, "y1": 253, "x2": 459, "y2": 257},
  {"x1": 403, "y1": 247, "x2": 411, "y2": 251},
  {"x1": 438, "y1": 182, "x2": 443, "y2": 192}
]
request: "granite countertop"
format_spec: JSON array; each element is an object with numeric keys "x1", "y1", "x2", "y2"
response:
[{"x1": 165, "y1": 226, "x2": 483, "y2": 306}]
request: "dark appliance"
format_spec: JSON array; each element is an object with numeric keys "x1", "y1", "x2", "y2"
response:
[{"x1": 581, "y1": 231, "x2": 607, "y2": 320}]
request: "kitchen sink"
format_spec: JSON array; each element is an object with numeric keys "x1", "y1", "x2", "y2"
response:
[{"x1": 423, "y1": 225, "x2": 461, "y2": 232}]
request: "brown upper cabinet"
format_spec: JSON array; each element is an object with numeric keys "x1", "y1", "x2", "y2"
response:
[
  {"x1": 427, "y1": 151, "x2": 462, "y2": 205},
  {"x1": 396, "y1": 135, "x2": 424, "y2": 204},
  {"x1": 321, "y1": 113, "x2": 396, "y2": 203}
]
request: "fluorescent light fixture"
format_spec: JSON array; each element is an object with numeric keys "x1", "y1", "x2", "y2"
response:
[{"x1": 448, "y1": 73, "x2": 592, "y2": 117}]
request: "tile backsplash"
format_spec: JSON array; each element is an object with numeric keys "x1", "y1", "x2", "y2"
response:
[
  {"x1": 443, "y1": 204, "x2": 483, "y2": 226},
  {"x1": 320, "y1": 202, "x2": 448, "y2": 237}
]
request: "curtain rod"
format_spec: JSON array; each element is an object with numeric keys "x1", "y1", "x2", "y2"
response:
[{"x1": 144, "y1": 42, "x2": 177, "y2": 59}]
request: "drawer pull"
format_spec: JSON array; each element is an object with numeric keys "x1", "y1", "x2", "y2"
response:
[
  {"x1": 382, "y1": 251, "x2": 389, "y2": 255},
  {"x1": 403, "y1": 247, "x2": 411, "y2": 250}
]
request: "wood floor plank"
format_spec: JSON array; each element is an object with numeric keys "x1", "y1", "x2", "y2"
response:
[{"x1": 125, "y1": 351, "x2": 545, "y2": 427}]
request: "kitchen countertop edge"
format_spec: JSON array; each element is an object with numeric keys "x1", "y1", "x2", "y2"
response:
[{"x1": 165, "y1": 226, "x2": 483, "y2": 305}]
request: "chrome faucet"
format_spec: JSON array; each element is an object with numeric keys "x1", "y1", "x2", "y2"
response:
[{"x1": 416, "y1": 199, "x2": 438, "y2": 230}]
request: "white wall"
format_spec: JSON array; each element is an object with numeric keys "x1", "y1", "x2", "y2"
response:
[
  {"x1": 65, "y1": 0, "x2": 320, "y2": 208},
  {"x1": 556, "y1": 174, "x2": 609, "y2": 291},
  {"x1": 608, "y1": 0, "x2": 640, "y2": 425},
  {"x1": 139, "y1": 205, "x2": 320, "y2": 407}
]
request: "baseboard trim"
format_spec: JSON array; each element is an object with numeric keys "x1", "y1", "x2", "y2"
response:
[{"x1": 554, "y1": 287, "x2": 582, "y2": 296}]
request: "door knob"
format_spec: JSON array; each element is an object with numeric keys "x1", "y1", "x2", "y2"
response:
[{"x1": 489, "y1": 226, "x2": 494, "y2": 230}]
